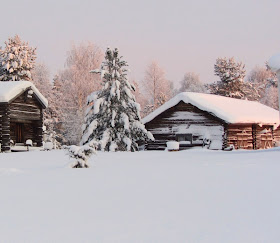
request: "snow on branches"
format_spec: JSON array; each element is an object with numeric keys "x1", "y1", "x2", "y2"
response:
[
  {"x1": 142, "y1": 61, "x2": 173, "y2": 113},
  {"x1": 0, "y1": 35, "x2": 36, "y2": 81},
  {"x1": 81, "y1": 47, "x2": 154, "y2": 151},
  {"x1": 247, "y1": 65, "x2": 278, "y2": 109},
  {"x1": 214, "y1": 57, "x2": 245, "y2": 83},
  {"x1": 178, "y1": 72, "x2": 206, "y2": 93},
  {"x1": 68, "y1": 142, "x2": 97, "y2": 168},
  {"x1": 209, "y1": 57, "x2": 259, "y2": 100}
]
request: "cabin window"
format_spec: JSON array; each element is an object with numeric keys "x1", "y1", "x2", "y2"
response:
[{"x1": 176, "y1": 134, "x2": 192, "y2": 144}]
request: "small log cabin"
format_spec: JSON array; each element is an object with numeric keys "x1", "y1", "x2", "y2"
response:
[
  {"x1": 143, "y1": 92, "x2": 280, "y2": 150},
  {"x1": 0, "y1": 81, "x2": 48, "y2": 152}
]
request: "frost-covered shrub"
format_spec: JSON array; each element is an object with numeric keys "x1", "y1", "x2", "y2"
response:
[
  {"x1": 81, "y1": 47, "x2": 154, "y2": 151},
  {"x1": 68, "y1": 142, "x2": 97, "y2": 168}
]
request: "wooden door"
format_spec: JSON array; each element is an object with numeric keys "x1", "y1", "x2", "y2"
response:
[{"x1": 15, "y1": 123, "x2": 24, "y2": 143}]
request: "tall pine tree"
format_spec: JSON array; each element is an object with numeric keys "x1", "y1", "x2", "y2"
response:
[
  {"x1": 208, "y1": 57, "x2": 259, "y2": 100},
  {"x1": 81, "y1": 47, "x2": 154, "y2": 151},
  {"x1": 0, "y1": 35, "x2": 36, "y2": 81}
]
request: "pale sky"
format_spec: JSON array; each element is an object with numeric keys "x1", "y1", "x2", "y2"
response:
[{"x1": 1, "y1": 0, "x2": 280, "y2": 87}]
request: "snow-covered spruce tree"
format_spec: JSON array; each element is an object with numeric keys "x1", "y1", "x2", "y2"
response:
[
  {"x1": 214, "y1": 57, "x2": 246, "y2": 83},
  {"x1": 81, "y1": 47, "x2": 154, "y2": 151},
  {"x1": 68, "y1": 142, "x2": 97, "y2": 168},
  {"x1": 208, "y1": 57, "x2": 259, "y2": 100},
  {"x1": 0, "y1": 35, "x2": 36, "y2": 81}
]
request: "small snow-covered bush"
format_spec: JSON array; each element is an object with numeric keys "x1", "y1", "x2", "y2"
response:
[{"x1": 68, "y1": 142, "x2": 97, "y2": 168}]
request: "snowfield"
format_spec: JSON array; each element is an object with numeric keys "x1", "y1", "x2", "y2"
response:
[{"x1": 0, "y1": 148, "x2": 280, "y2": 243}]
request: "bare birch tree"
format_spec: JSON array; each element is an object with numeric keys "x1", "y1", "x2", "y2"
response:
[
  {"x1": 178, "y1": 72, "x2": 206, "y2": 93},
  {"x1": 247, "y1": 65, "x2": 278, "y2": 109},
  {"x1": 55, "y1": 42, "x2": 103, "y2": 144},
  {"x1": 142, "y1": 61, "x2": 173, "y2": 115},
  {"x1": 32, "y1": 63, "x2": 65, "y2": 146}
]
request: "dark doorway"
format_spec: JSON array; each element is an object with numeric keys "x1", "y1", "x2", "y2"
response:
[{"x1": 15, "y1": 123, "x2": 24, "y2": 143}]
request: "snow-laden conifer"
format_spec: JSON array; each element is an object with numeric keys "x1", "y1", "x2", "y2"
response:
[
  {"x1": 81, "y1": 47, "x2": 154, "y2": 151},
  {"x1": 0, "y1": 35, "x2": 36, "y2": 81},
  {"x1": 208, "y1": 57, "x2": 259, "y2": 100},
  {"x1": 214, "y1": 57, "x2": 246, "y2": 83},
  {"x1": 68, "y1": 141, "x2": 97, "y2": 168}
]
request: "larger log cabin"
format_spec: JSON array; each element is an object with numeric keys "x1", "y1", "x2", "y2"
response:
[
  {"x1": 0, "y1": 81, "x2": 48, "y2": 152},
  {"x1": 143, "y1": 92, "x2": 280, "y2": 150}
]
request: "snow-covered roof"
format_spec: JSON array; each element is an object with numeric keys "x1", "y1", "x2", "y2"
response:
[
  {"x1": 0, "y1": 81, "x2": 48, "y2": 108},
  {"x1": 142, "y1": 92, "x2": 280, "y2": 126}
]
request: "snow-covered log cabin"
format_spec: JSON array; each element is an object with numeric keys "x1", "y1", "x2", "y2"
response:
[
  {"x1": 0, "y1": 81, "x2": 48, "y2": 152},
  {"x1": 143, "y1": 92, "x2": 280, "y2": 150}
]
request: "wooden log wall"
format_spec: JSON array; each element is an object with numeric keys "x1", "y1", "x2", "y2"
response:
[
  {"x1": 11, "y1": 92, "x2": 43, "y2": 147},
  {"x1": 0, "y1": 90, "x2": 45, "y2": 151},
  {"x1": 227, "y1": 124, "x2": 275, "y2": 150},
  {"x1": 0, "y1": 104, "x2": 11, "y2": 151},
  {"x1": 145, "y1": 101, "x2": 225, "y2": 150},
  {"x1": 9, "y1": 93, "x2": 41, "y2": 121},
  {"x1": 33, "y1": 110, "x2": 43, "y2": 147},
  {"x1": 227, "y1": 124, "x2": 253, "y2": 149},
  {"x1": 273, "y1": 125, "x2": 280, "y2": 144},
  {"x1": 255, "y1": 125, "x2": 274, "y2": 149}
]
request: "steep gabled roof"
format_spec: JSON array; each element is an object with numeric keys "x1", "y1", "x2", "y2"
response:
[
  {"x1": 0, "y1": 81, "x2": 48, "y2": 108},
  {"x1": 142, "y1": 92, "x2": 280, "y2": 127}
]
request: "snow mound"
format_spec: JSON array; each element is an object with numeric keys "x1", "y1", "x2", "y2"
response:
[
  {"x1": 0, "y1": 168, "x2": 23, "y2": 176},
  {"x1": 166, "y1": 141, "x2": 179, "y2": 150},
  {"x1": 44, "y1": 142, "x2": 53, "y2": 150},
  {"x1": 142, "y1": 92, "x2": 280, "y2": 126}
]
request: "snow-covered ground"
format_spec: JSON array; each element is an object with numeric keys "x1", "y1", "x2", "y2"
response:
[{"x1": 0, "y1": 148, "x2": 280, "y2": 243}]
